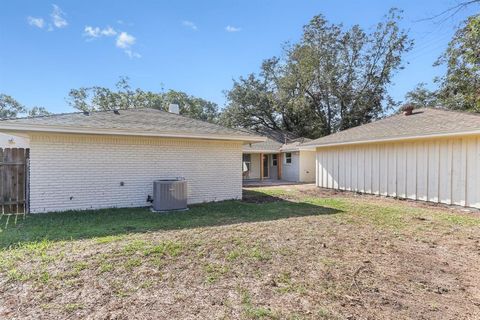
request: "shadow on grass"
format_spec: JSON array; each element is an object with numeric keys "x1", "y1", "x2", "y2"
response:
[{"x1": 0, "y1": 189, "x2": 342, "y2": 248}]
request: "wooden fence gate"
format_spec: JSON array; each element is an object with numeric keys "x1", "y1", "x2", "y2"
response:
[{"x1": 0, "y1": 148, "x2": 29, "y2": 222}]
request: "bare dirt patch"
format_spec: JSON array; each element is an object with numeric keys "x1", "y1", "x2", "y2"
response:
[{"x1": 1, "y1": 186, "x2": 479, "y2": 319}]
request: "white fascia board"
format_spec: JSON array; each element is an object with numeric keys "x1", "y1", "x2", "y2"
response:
[
  {"x1": 306, "y1": 130, "x2": 480, "y2": 149},
  {"x1": 242, "y1": 149, "x2": 280, "y2": 154},
  {"x1": 0, "y1": 124, "x2": 266, "y2": 143}
]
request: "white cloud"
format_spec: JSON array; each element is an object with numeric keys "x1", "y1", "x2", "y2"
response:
[
  {"x1": 125, "y1": 50, "x2": 141, "y2": 59},
  {"x1": 83, "y1": 26, "x2": 139, "y2": 58},
  {"x1": 101, "y1": 26, "x2": 116, "y2": 36},
  {"x1": 115, "y1": 32, "x2": 140, "y2": 58},
  {"x1": 182, "y1": 20, "x2": 198, "y2": 31},
  {"x1": 84, "y1": 26, "x2": 101, "y2": 38},
  {"x1": 51, "y1": 4, "x2": 68, "y2": 28},
  {"x1": 225, "y1": 25, "x2": 241, "y2": 32},
  {"x1": 27, "y1": 16, "x2": 45, "y2": 28},
  {"x1": 84, "y1": 26, "x2": 117, "y2": 38},
  {"x1": 116, "y1": 32, "x2": 136, "y2": 48}
]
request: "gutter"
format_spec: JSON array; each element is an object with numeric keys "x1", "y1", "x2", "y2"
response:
[
  {"x1": 0, "y1": 124, "x2": 266, "y2": 144},
  {"x1": 301, "y1": 130, "x2": 480, "y2": 149}
]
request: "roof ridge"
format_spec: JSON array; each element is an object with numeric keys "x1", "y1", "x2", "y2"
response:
[{"x1": 423, "y1": 106, "x2": 480, "y2": 117}]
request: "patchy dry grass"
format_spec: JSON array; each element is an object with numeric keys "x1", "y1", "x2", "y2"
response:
[{"x1": 1, "y1": 185, "x2": 480, "y2": 319}]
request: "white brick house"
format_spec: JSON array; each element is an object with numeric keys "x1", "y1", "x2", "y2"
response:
[
  {"x1": 242, "y1": 137, "x2": 316, "y2": 183},
  {"x1": 0, "y1": 108, "x2": 264, "y2": 213}
]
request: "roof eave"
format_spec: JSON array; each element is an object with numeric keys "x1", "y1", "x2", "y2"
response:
[
  {"x1": 0, "y1": 124, "x2": 266, "y2": 143},
  {"x1": 307, "y1": 130, "x2": 480, "y2": 149},
  {"x1": 293, "y1": 146, "x2": 316, "y2": 151},
  {"x1": 242, "y1": 149, "x2": 280, "y2": 153}
]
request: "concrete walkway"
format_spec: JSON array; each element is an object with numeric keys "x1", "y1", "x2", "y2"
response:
[{"x1": 242, "y1": 179, "x2": 307, "y2": 187}]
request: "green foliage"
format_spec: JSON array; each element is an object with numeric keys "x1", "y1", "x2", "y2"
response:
[
  {"x1": 404, "y1": 83, "x2": 439, "y2": 108},
  {"x1": 28, "y1": 106, "x2": 51, "y2": 117},
  {"x1": 407, "y1": 13, "x2": 480, "y2": 112},
  {"x1": 0, "y1": 94, "x2": 50, "y2": 119},
  {"x1": 222, "y1": 9, "x2": 412, "y2": 138},
  {"x1": 435, "y1": 14, "x2": 480, "y2": 112},
  {"x1": 67, "y1": 76, "x2": 219, "y2": 122},
  {"x1": 0, "y1": 94, "x2": 27, "y2": 118}
]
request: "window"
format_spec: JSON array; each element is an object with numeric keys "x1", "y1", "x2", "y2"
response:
[
  {"x1": 285, "y1": 152, "x2": 292, "y2": 164},
  {"x1": 242, "y1": 154, "x2": 251, "y2": 175},
  {"x1": 272, "y1": 154, "x2": 278, "y2": 166}
]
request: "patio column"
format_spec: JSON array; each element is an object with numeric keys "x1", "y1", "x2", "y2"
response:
[
  {"x1": 277, "y1": 153, "x2": 282, "y2": 180},
  {"x1": 260, "y1": 153, "x2": 264, "y2": 180}
]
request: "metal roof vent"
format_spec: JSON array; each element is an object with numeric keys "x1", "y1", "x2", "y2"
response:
[
  {"x1": 113, "y1": 109, "x2": 120, "y2": 115},
  {"x1": 168, "y1": 103, "x2": 180, "y2": 114}
]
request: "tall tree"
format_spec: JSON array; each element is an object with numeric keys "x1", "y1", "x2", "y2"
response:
[
  {"x1": 67, "y1": 77, "x2": 219, "y2": 122},
  {"x1": 28, "y1": 106, "x2": 51, "y2": 117},
  {"x1": 404, "y1": 83, "x2": 439, "y2": 108},
  {"x1": 0, "y1": 94, "x2": 50, "y2": 118},
  {"x1": 434, "y1": 14, "x2": 480, "y2": 112},
  {"x1": 222, "y1": 9, "x2": 413, "y2": 139},
  {"x1": 0, "y1": 94, "x2": 26, "y2": 118}
]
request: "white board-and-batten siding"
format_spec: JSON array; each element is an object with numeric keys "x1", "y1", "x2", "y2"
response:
[
  {"x1": 29, "y1": 133, "x2": 243, "y2": 213},
  {"x1": 315, "y1": 136, "x2": 480, "y2": 209}
]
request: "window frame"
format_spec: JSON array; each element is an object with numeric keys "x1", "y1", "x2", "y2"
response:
[
  {"x1": 272, "y1": 154, "x2": 278, "y2": 166},
  {"x1": 285, "y1": 152, "x2": 292, "y2": 164}
]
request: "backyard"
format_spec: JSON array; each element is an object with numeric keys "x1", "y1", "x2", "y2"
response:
[{"x1": 1, "y1": 185, "x2": 480, "y2": 319}]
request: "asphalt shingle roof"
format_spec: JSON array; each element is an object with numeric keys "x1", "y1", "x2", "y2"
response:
[
  {"x1": 303, "y1": 108, "x2": 480, "y2": 147},
  {"x1": 243, "y1": 138, "x2": 283, "y2": 152},
  {"x1": 0, "y1": 108, "x2": 263, "y2": 142},
  {"x1": 243, "y1": 136, "x2": 312, "y2": 153}
]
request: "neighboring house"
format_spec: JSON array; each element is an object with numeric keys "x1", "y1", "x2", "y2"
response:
[
  {"x1": 303, "y1": 108, "x2": 480, "y2": 209},
  {"x1": 0, "y1": 108, "x2": 264, "y2": 213},
  {"x1": 243, "y1": 135, "x2": 316, "y2": 183},
  {"x1": 0, "y1": 132, "x2": 30, "y2": 148}
]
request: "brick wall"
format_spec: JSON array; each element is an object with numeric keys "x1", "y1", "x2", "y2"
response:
[{"x1": 29, "y1": 133, "x2": 243, "y2": 213}]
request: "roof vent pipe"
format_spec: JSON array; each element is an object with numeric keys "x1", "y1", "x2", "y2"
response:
[
  {"x1": 403, "y1": 105, "x2": 414, "y2": 116},
  {"x1": 168, "y1": 104, "x2": 180, "y2": 114}
]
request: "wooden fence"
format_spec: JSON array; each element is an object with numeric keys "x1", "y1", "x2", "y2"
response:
[{"x1": 0, "y1": 148, "x2": 29, "y2": 217}]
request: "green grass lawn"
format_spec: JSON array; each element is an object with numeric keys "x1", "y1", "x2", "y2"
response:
[
  {"x1": 1, "y1": 187, "x2": 479, "y2": 319},
  {"x1": 0, "y1": 189, "x2": 341, "y2": 248}
]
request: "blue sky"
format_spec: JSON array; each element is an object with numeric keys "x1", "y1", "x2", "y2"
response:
[{"x1": 0, "y1": 0, "x2": 477, "y2": 114}]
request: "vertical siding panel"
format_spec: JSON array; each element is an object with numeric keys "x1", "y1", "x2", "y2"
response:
[
  {"x1": 358, "y1": 147, "x2": 365, "y2": 193},
  {"x1": 333, "y1": 149, "x2": 339, "y2": 189},
  {"x1": 387, "y1": 144, "x2": 396, "y2": 197},
  {"x1": 379, "y1": 144, "x2": 388, "y2": 196},
  {"x1": 451, "y1": 139, "x2": 466, "y2": 206},
  {"x1": 352, "y1": 147, "x2": 358, "y2": 192},
  {"x1": 338, "y1": 148, "x2": 345, "y2": 190},
  {"x1": 406, "y1": 142, "x2": 417, "y2": 199},
  {"x1": 327, "y1": 149, "x2": 333, "y2": 188},
  {"x1": 322, "y1": 149, "x2": 328, "y2": 188},
  {"x1": 365, "y1": 146, "x2": 372, "y2": 194},
  {"x1": 345, "y1": 149, "x2": 351, "y2": 191},
  {"x1": 427, "y1": 141, "x2": 440, "y2": 203},
  {"x1": 315, "y1": 152, "x2": 320, "y2": 187},
  {"x1": 371, "y1": 144, "x2": 380, "y2": 195},
  {"x1": 416, "y1": 142, "x2": 428, "y2": 201},
  {"x1": 465, "y1": 138, "x2": 476, "y2": 207},
  {"x1": 397, "y1": 143, "x2": 406, "y2": 198},
  {"x1": 469, "y1": 137, "x2": 480, "y2": 208},
  {"x1": 438, "y1": 140, "x2": 452, "y2": 204}
]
